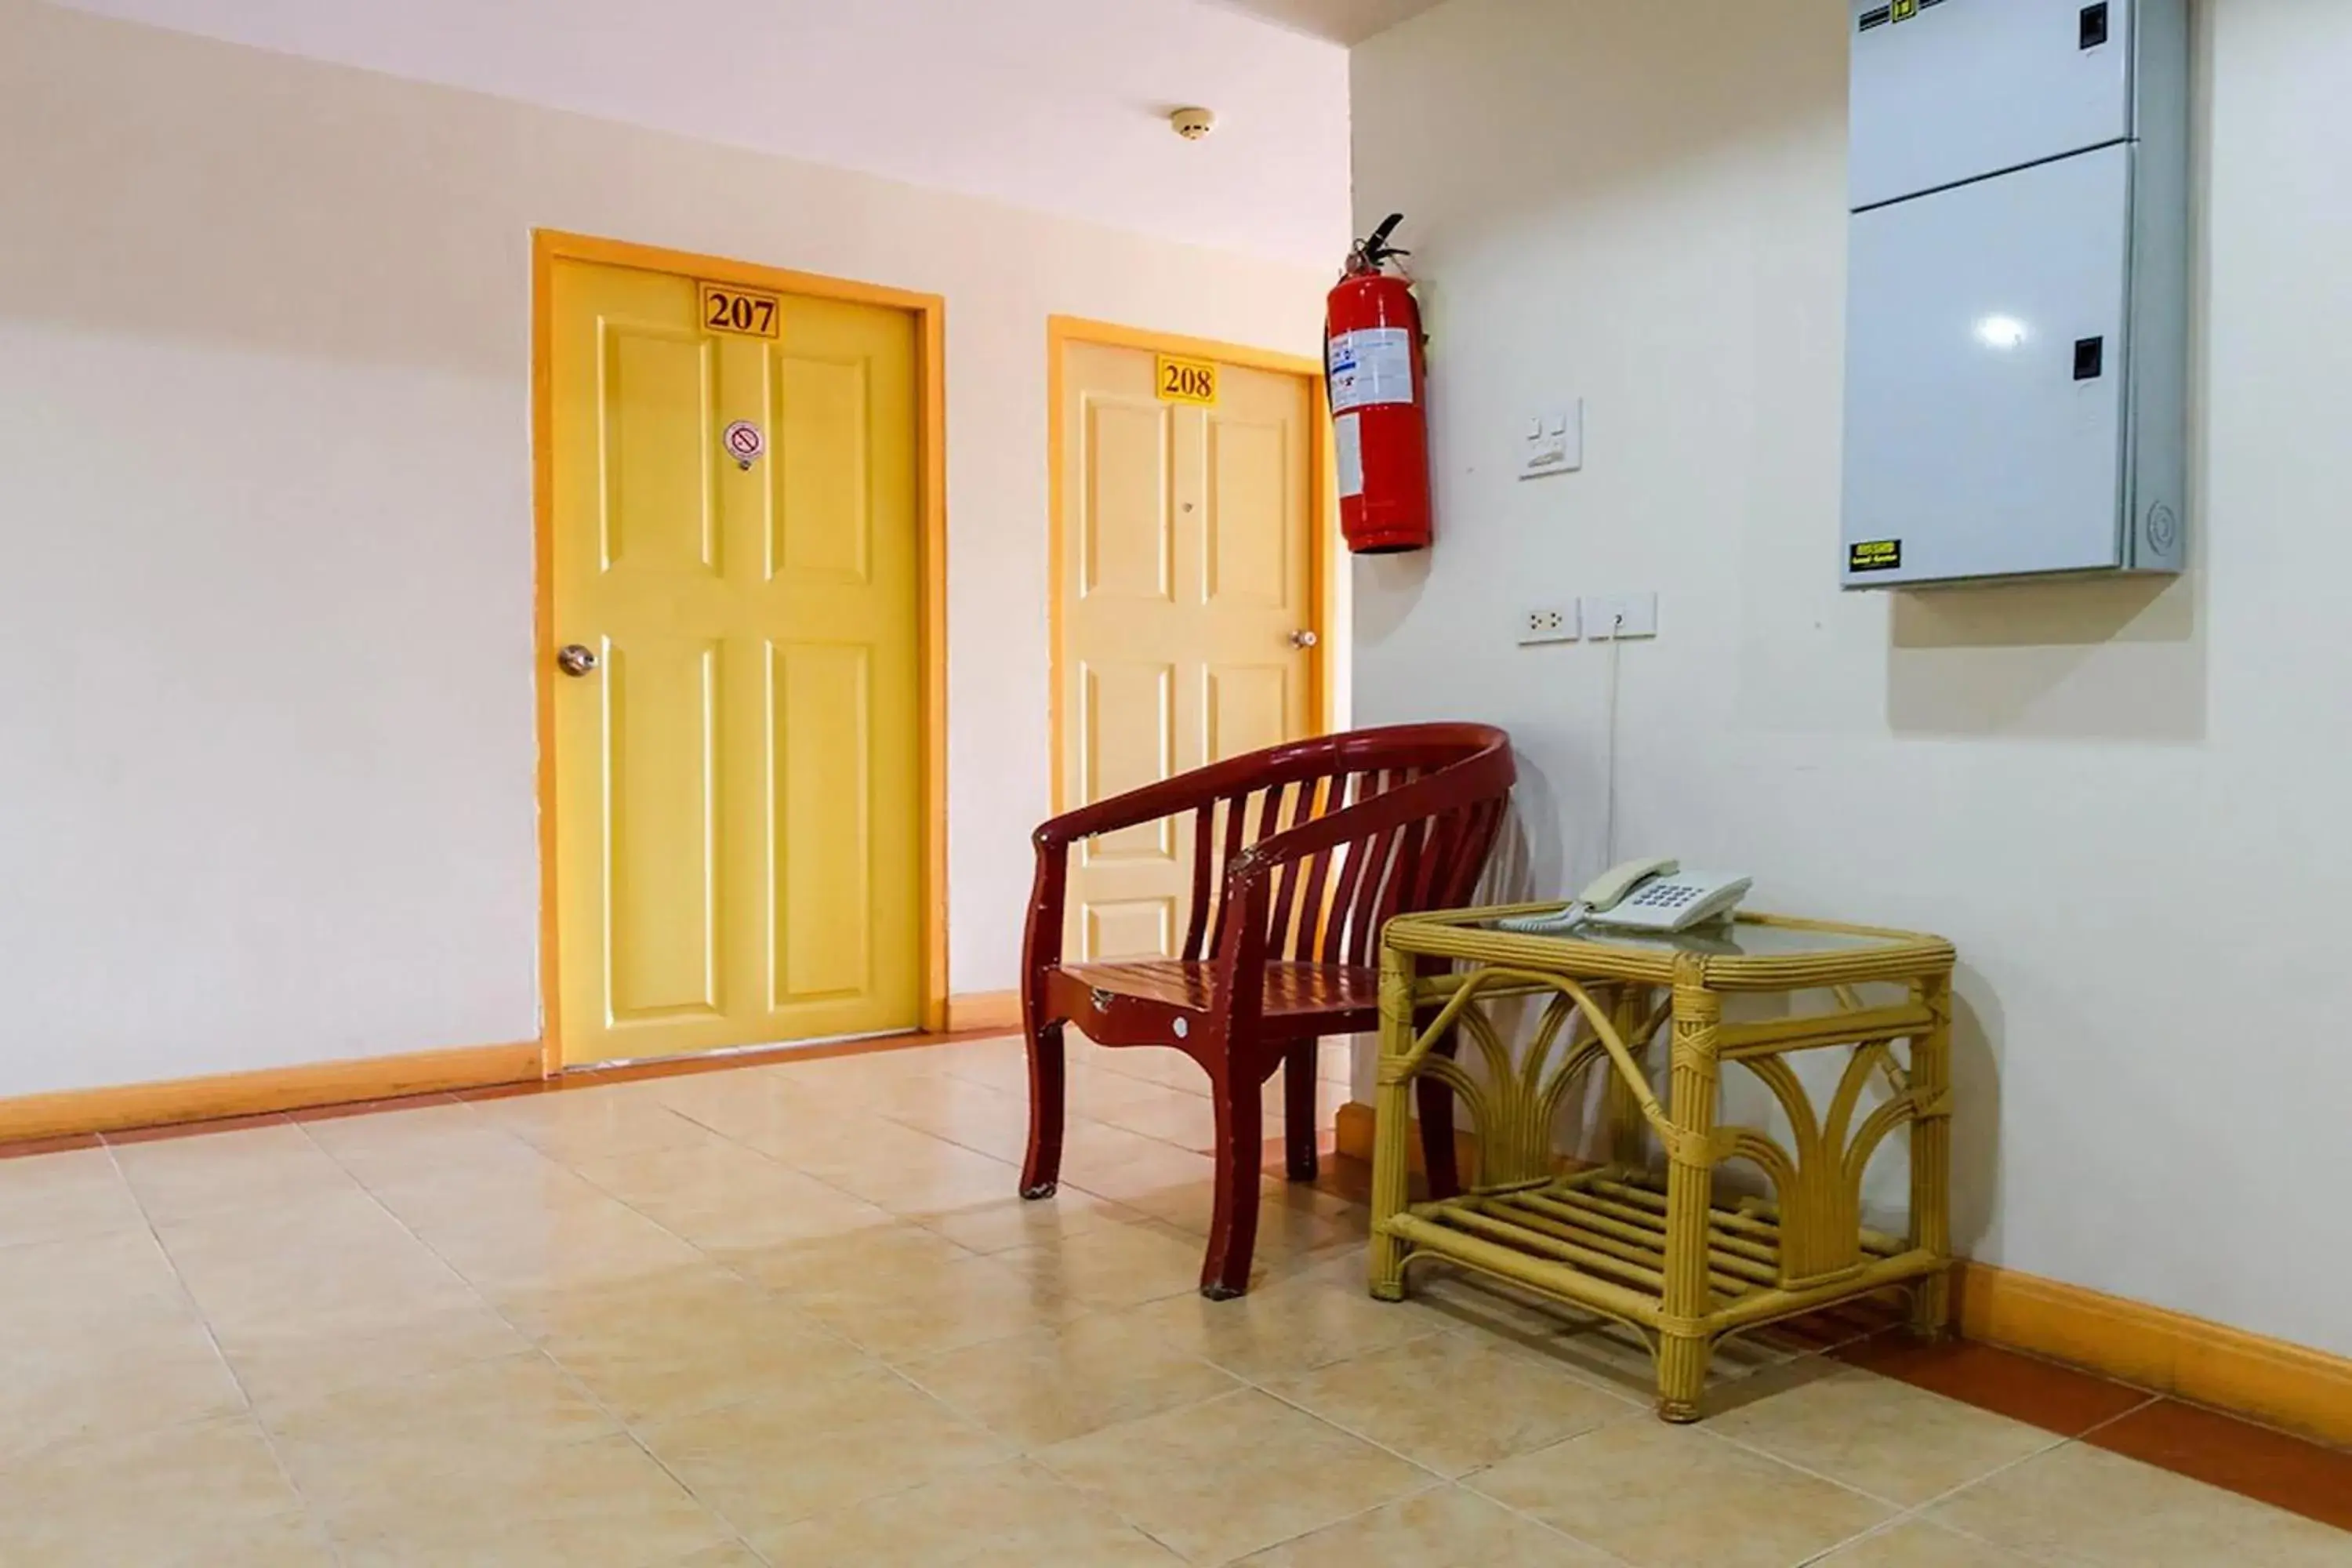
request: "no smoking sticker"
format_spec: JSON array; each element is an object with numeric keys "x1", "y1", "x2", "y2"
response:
[{"x1": 722, "y1": 419, "x2": 765, "y2": 469}]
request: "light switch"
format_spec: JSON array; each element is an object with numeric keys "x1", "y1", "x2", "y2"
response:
[{"x1": 1520, "y1": 400, "x2": 1583, "y2": 480}]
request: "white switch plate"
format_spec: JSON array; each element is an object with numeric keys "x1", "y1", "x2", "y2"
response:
[
  {"x1": 1518, "y1": 604, "x2": 1581, "y2": 645},
  {"x1": 1581, "y1": 592, "x2": 1658, "y2": 639},
  {"x1": 1519, "y1": 400, "x2": 1584, "y2": 479}
]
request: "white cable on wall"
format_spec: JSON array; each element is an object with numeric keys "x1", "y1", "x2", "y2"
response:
[{"x1": 1602, "y1": 612, "x2": 1624, "y2": 867}]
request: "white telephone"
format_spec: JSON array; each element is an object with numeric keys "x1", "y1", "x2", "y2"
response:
[{"x1": 1498, "y1": 857, "x2": 1753, "y2": 936}]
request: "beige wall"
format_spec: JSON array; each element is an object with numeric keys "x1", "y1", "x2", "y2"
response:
[
  {"x1": 1351, "y1": 0, "x2": 2352, "y2": 1356},
  {"x1": 0, "y1": 0, "x2": 1327, "y2": 1094}
]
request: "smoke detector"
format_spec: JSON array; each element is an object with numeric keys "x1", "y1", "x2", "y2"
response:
[{"x1": 1170, "y1": 107, "x2": 1217, "y2": 142}]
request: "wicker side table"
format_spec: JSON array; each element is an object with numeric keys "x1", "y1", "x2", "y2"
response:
[{"x1": 1369, "y1": 907, "x2": 1958, "y2": 1421}]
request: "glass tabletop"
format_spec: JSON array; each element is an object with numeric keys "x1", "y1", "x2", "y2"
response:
[{"x1": 1458, "y1": 911, "x2": 1923, "y2": 960}]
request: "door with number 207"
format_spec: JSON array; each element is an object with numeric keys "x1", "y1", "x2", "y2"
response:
[{"x1": 548, "y1": 259, "x2": 922, "y2": 1066}]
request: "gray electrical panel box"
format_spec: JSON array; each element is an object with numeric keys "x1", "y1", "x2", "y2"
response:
[{"x1": 1841, "y1": 0, "x2": 2189, "y2": 589}]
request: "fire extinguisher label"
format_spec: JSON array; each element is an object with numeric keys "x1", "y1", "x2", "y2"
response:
[
  {"x1": 1334, "y1": 413, "x2": 1365, "y2": 499},
  {"x1": 1327, "y1": 328, "x2": 1414, "y2": 413}
]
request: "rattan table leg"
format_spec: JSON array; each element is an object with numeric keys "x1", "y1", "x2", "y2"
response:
[
  {"x1": 1605, "y1": 984, "x2": 1654, "y2": 1170},
  {"x1": 1368, "y1": 948, "x2": 1415, "y2": 1303},
  {"x1": 1657, "y1": 957, "x2": 1722, "y2": 1421},
  {"x1": 1907, "y1": 972, "x2": 1955, "y2": 1341}
]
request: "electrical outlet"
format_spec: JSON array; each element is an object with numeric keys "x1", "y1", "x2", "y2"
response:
[
  {"x1": 1519, "y1": 604, "x2": 1580, "y2": 645},
  {"x1": 1581, "y1": 592, "x2": 1658, "y2": 640}
]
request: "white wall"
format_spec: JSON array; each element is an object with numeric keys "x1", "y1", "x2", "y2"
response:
[
  {"x1": 1350, "y1": 0, "x2": 2352, "y2": 1356},
  {"x1": 0, "y1": 0, "x2": 1328, "y2": 1095},
  {"x1": 48, "y1": 0, "x2": 1354, "y2": 265}
]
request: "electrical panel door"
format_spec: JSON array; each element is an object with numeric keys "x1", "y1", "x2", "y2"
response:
[
  {"x1": 1843, "y1": 145, "x2": 2132, "y2": 586},
  {"x1": 1849, "y1": 0, "x2": 2136, "y2": 210}
]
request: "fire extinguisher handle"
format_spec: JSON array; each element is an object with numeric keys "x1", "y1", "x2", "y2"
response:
[{"x1": 1363, "y1": 213, "x2": 1406, "y2": 258}]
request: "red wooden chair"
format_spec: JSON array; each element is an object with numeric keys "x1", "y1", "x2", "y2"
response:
[{"x1": 1018, "y1": 723, "x2": 1515, "y2": 1298}]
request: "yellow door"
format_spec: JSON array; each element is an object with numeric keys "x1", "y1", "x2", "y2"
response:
[
  {"x1": 1058, "y1": 339, "x2": 1319, "y2": 962},
  {"x1": 549, "y1": 259, "x2": 921, "y2": 1065}
]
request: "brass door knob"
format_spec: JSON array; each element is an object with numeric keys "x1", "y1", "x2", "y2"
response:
[{"x1": 557, "y1": 644, "x2": 600, "y2": 677}]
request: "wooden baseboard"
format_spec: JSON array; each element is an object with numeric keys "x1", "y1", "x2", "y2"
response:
[
  {"x1": 0, "y1": 1040, "x2": 543, "y2": 1145},
  {"x1": 1334, "y1": 1097, "x2": 2352, "y2": 1446},
  {"x1": 944, "y1": 990, "x2": 1022, "y2": 1033},
  {"x1": 1955, "y1": 1261, "x2": 2352, "y2": 1448},
  {"x1": 1333, "y1": 1098, "x2": 1480, "y2": 1178}
]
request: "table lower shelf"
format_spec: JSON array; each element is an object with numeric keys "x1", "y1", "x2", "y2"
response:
[{"x1": 1377, "y1": 1167, "x2": 1945, "y2": 1341}]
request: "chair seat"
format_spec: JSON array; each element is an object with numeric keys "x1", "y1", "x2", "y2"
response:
[{"x1": 1059, "y1": 959, "x2": 1379, "y2": 1023}]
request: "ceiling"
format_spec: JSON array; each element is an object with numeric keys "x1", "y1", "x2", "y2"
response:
[
  {"x1": 1200, "y1": 0, "x2": 1449, "y2": 45},
  {"x1": 49, "y1": 0, "x2": 1359, "y2": 265}
]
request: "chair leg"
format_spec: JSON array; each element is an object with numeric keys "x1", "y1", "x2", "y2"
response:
[
  {"x1": 1415, "y1": 1028, "x2": 1462, "y2": 1200},
  {"x1": 1020, "y1": 1018, "x2": 1065, "y2": 1200},
  {"x1": 1283, "y1": 1042, "x2": 1319, "y2": 1183},
  {"x1": 1200, "y1": 1062, "x2": 1265, "y2": 1300}
]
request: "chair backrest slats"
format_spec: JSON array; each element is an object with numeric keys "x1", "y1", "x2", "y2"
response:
[{"x1": 1112, "y1": 728, "x2": 1509, "y2": 976}]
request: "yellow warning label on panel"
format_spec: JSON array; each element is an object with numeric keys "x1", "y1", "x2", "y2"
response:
[
  {"x1": 1890, "y1": 0, "x2": 1919, "y2": 20},
  {"x1": 1155, "y1": 354, "x2": 1219, "y2": 406},
  {"x1": 699, "y1": 281, "x2": 781, "y2": 339},
  {"x1": 1849, "y1": 539, "x2": 1903, "y2": 572}
]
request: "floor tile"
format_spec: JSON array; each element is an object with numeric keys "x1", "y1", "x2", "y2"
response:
[
  {"x1": 902, "y1": 1310, "x2": 1243, "y2": 1448},
  {"x1": 1115, "y1": 1259, "x2": 1444, "y2": 1382},
  {"x1": 1707, "y1": 1362, "x2": 2061, "y2": 1506},
  {"x1": 913, "y1": 1184, "x2": 1153, "y2": 1255},
  {"x1": 0, "y1": 1415, "x2": 304, "y2": 1565},
  {"x1": 535, "y1": 1265, "x2": 873, "y2": 1425},
  {"x1": 739, "y1": 1221, "x2": 1082, "y2": 1360},
  {"x1": 468, "y1": 1087, "x2": 719, "y2": 1163},
  {"x1": 158, "y1": 1186, "x2": 482, "y2": 1337},
  {"x1": 1239, "y1": 1485, "x2": 1618, "y2": 1566},
  {"x1": 2085, "y1": 1397, "x2": 2352, "y2": 1533},
  {"x1": 0, "y1": 1145, "x2": 147, "y2": 1245},
  {"x1": 1036, "y1": 1387, "x2": 1439, "y2": 1565},
  {"x1": 574, "y1": 1136, "x2": 895, "y2": 1253},
  {"x1": 763, "y1": 1458, "x2": 1183, "y2": 1566},
  {"x1": 1931, "y1": 1438, "x2": 2352, "y2": 1567},
  {"x1": 1835, "y1": 1332, "x2": 2151, "y2": 1436},
  {"x1": 639, "y1": 1362, "x2": 1011, "y2": 1544},
  {"x1": 264, "y1": 1350, "x2": 619, "y2": 1508},
  {"x1": 0, "y1": 1309, "x2": 248, "y2": 1468},
  {"x1": 111, "y1": 1120, "x2": 364, "y2": 1224},
  {"x1": 1812, "y1": 1519, "x2": 2043, "y2": 1566},
  {"x1": 220, "y1": 1296, "x2": 534, "y2": 1410},
  {"x1": 324, "y1": 1429, "x2": 731, "y2": 1568},
  {"x1": 0, "y1": 1225, "x2": 201, "y2": 1340},
  {"x1": 1264, "y1": 1326, "x2": 1638, "y2": 1477},
  {"x1": 1468, "y1": 1417, "x2": 1894, "y2": 1568},
  {"x1": 299, "y1": 1098, "x2": 544, "y2": 1188},
  {"x1": 998, "y1": 1216, "x2": 1220, "y2": 1309}
]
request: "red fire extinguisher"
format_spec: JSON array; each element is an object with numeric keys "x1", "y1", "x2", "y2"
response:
[{"x1": 1327, "y1": 213, "x2": 1431, "y2": 554}]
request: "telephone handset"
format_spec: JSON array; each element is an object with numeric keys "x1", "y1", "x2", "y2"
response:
[{"x1": 1497, "y1": 857, "x2": 1754, "y2": 936}]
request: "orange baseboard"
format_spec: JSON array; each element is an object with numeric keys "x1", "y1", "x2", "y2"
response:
[
  {"x1": 1955, "y1": 1261, "x2": 2352, "y2": 1448},
  {"x1": 1332, "y1": 1098, "x2": 1480, "y2": 1179},
  {"x1": 0, "y1": 1040, "x2": 543, "y2": 1146},
  {"x1": 944, "y1": 990, "x2": 1022, "y2": 1033},
  {"x1": 1334, "y1": 1098, "x2": 2352, "y2": 1447}
]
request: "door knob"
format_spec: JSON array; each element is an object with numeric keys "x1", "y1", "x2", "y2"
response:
[
  {"x1": 557, "y1": 644, "x2": 600, "y2": 677},
  {"x1": 1290, "y1": 629, "x2": 1320, "y2": 649}
]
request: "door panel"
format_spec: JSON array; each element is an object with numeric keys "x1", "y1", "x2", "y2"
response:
[
  {"x1": 552, "y1": 260, "x2": 920, "y2": 1065},
  {"x1": 1058, "y1": 339, "x2": 1317, "y2": 963},
  {"x1": 604, "y1": 637, "x2": 720, "y2": 1022}
]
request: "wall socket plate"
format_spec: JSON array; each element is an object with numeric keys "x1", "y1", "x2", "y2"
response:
[
  {"x1": 1581, "y1": 592, "x2": 1658, "y2": 640},
  {"x1": 1518, "y1": 604, "x2": 1581, "y2": 645}
]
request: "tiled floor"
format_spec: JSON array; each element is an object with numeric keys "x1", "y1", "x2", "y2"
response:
[{"x1": 3, "y1": 1033, "x2": 2348, "y2": 1566}]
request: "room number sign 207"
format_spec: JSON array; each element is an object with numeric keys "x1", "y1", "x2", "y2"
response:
[
  {"x1": 699, "y1": 281, "x2": 781, "y2": 339},
  {"x1": 1156, "y1": 354, "x2": 1219, "y2": 406}
]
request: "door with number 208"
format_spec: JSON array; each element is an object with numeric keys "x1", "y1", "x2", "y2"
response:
[
  {"x1": 548, "y1": 260, "x2": 922, "y2": 1066},
  {"x1": 1060, "y1": 339, "x2": 1319, "y2": 964}
]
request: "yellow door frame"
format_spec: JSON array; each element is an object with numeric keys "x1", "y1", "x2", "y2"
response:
[
  {"x1": 532, "y1": 230, "x2": 950, "y2": 1075},
  {"x1": 1044, "y1": 314, "x2": 1334, "y2": 815}
]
